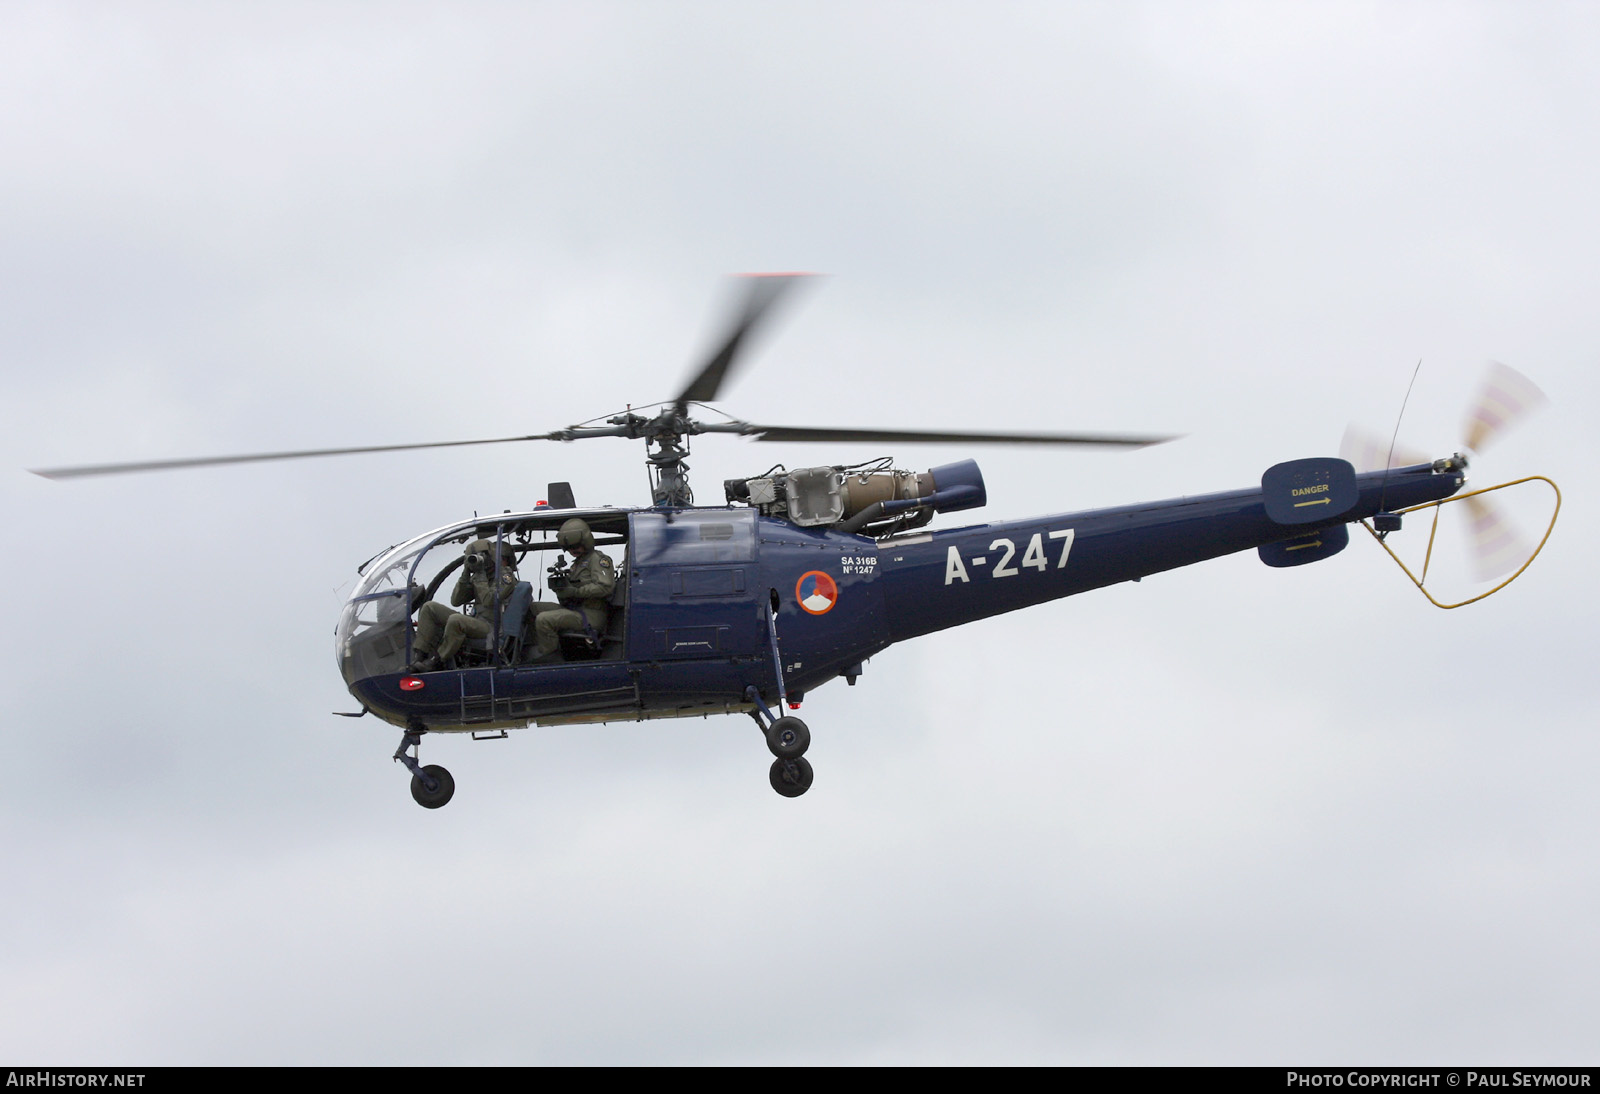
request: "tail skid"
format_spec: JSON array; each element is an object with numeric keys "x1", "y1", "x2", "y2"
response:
[{"x1": 1359, "y1": 476, "x2": 1561, "y2": 609}]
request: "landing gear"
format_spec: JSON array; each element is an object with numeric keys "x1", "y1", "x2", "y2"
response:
[
  {"x1": 746, "y1": 687, "x2": 814, "y2": 798},
  {"x1": 394, "y1": 725, "x2": 456, "y2": 810},
  {"x1": 410, "y1": 764, "x2": 455, "y2": 809},
  {"x1": 765, "y1": 715, "x2": 810, "y2": 761},
  {"x1": 770, "y1": 757, "x2": 814, "y2": 798}
]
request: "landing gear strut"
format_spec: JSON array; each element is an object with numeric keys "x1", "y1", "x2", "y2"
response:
[
  {"x1": 394, "y1": 725, "x2": 455, "y2": 809},
  {"x1": 746, "y1": 686, "x2": 812, "y2": 798}
]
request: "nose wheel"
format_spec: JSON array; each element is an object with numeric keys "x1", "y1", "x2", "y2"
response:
[
  {"x1": 394, "y1": 726, "x2": 456, "y2": 809},
  {"x1": 410, "y1": 764, "x2": 455, "y2": 809}
]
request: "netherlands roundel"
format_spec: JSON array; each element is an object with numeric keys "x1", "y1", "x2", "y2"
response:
[{"x1": 795, "y1": 570, "x2": 839, "y2": 615}]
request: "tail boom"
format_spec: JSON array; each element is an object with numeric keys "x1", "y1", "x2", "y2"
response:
[{"x1": 877, "y1": 460, "x2": 1463, "y2": 643}]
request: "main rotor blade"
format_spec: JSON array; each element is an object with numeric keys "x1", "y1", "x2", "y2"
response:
[
  {"x1": 674, "y1": 273, "x2": 811, "y2": 412},
  {"x1": 742, "y1": 424, "x2": 1176, "y2": 448},
  {"x1": 30, "y1": 433, "x2": 561, "y2": 480}
]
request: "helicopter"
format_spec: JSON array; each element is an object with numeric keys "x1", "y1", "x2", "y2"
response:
[{"x1": 31, "y1": 275, "x2": 1558, "y2": 809}]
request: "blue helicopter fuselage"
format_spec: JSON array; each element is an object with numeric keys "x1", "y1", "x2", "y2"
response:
[{"x1": 339, "y1": 458, "x2": 1462, "y2": 732}]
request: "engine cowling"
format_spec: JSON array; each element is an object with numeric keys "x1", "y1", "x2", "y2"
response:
[{"x1": 725, "y1": 460, "x2": 986, "y2": 535}]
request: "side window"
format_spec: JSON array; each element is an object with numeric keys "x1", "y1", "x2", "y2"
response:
[{"x1": 631, "y1": 510, "x2": 756, "y2": 564}]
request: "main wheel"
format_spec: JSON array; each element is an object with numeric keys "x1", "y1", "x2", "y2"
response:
[
  {"x1": 410, "y1": 764, "x2": 456, "y2": 809},
  {"x1": 765, "y1": 715, "x2": 811, "y2": 760},
  {"x1": 769, "y1": 756, "x2": 814, "y2": 798}
]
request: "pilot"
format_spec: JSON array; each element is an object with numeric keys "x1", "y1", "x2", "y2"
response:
[
  {"x1": 527, "y1": 518, "x2": 615, "y2": 663},
  {"x1": 406, "y1": 537, "x2": 520, "y2": 673}
]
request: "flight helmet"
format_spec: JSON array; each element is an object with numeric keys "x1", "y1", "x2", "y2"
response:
[{"x1": 556, "y1": 518, "x2": 595, "y2": 554}]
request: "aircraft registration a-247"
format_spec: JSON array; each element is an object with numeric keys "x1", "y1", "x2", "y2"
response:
[{"x1": 31, "y1": 276, "x2": 1560, "y2": 808}]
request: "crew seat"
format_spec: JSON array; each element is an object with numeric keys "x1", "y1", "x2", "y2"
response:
[
  {"x1": 463, "y1": 580, "x2": 533, "y2": 665},
  {"x1": 556, "y1": 558, "x2": 627, "y2": 662}
]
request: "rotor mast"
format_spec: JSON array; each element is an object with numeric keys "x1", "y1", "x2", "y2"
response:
[
  {"x1": 547, "y1": 408, "x2": 722, "y2": 507},
  {"x1": 594, "y1": 409, "x2": 701, "y2": 507}
]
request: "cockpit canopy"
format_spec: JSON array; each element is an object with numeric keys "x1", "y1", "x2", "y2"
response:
[{"x1": 335, "y1": 508, "x2": 627, "y2": 685}]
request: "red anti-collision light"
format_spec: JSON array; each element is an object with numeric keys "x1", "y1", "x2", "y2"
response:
[{"x1": 399, "y1": 676, "x2": 425, "y2": 691}]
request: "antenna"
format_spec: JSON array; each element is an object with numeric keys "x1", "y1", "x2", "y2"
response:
[{"x1": 1377, "y1": 359, "x2": 1423, "y2": 522}]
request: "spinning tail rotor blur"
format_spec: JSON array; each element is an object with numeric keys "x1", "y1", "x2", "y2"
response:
[{"x1": 1341, "y1": 360, "x2": 1557, "y2": 595}]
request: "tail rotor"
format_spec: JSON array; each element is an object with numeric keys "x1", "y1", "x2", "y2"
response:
[
  {"x1": 1344, "y1": 360, "x2": 1552, "y2": 586},
  {"x1": 1463, "y1": 360, "x2": 1548, "y2": 456},
  {"x1": 1462, "y1": 491, "x2": 1534, "y2": 583}
]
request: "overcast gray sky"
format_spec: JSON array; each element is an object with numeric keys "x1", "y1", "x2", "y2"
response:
[{"x1": 2, "y1": 0, "x2": 1597, "y2": 1065}]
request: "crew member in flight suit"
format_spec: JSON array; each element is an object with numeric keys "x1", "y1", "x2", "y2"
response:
[
  {"x1": 527, "y1": 518, "x2": 615, "y2": 663},
  {"x1": 406, "y1": 538, "x2": 520, "y2": 673}
]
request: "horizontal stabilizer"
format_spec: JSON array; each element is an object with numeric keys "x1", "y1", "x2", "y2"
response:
[
  {"x1": 1262, "y1": 457, "x2": 1358, "y2": 525},
  {"x1": 1259, "y1": 523, "x2": 1350, "y2": 567}
]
